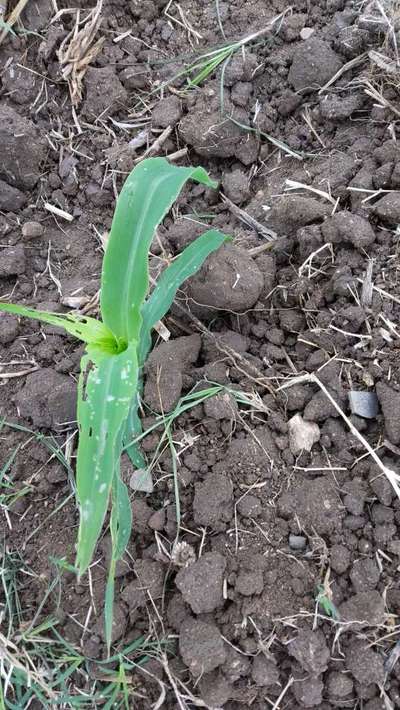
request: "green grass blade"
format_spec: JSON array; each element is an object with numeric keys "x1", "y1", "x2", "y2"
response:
[
  {"x1": 100, "y1": 157, "x2": 218, "y2": 344},
  {"x1": 138, "y1": 228, "x2": 229, "y2": 365},
  {"x1": 188, "y1": 50, "x2": 231, "y2": 86},
  {"x1": 0, "y1": 302, "x2": 117, "y2": 350},
  {"x1": 75, "y1": 343, "x2": 139, "y2": 576}
]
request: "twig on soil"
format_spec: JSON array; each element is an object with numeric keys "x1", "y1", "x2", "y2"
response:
[
  {"x1": 361, "y1": 259, "x2": 374, "y2": 307},
  {"x1": 362, "y1": 79, "x2": 400, "y2": 119},
  {"x1": 247, "y1": 242, "x2": 275, "y2": 256},
  {"x1": 166, "y1": 147, "x2": 188, "y2": 162},
  {"x1": 298, "y1": 243, "x2": 334, "y2": 279},
  {"x1": 221, "y1": 193, "x2": 277, "y2": 241},
  {"x1": 318, "y1": 52, "x2": 368, "y2": 93},
  {"x1": 369, "y1": 49, "x2": 399, "y2": 74},
  {"x1": 228, "y1": 116, "x2": 304, "y2": 160},
  {"x1": 329, "y1": 324, "x2": 372, "y2": 340},
  {"x1": 160, "y1": 653, "x2": 210, "y2": 708},
  {"x1": 271, "y1": 675, "x2": 294, "y2": 710},
  {"x1": 0, "y1": 631, "x2": 58, "y2": 700},
  {"x1": 374, "y1": 0, "x2": 400, "y2": 66},
  {"x1": 215, "y1": 0, "x2": 226, "y2": 40},
  {"x1": 278, "y1": 373, "x2": 400, "y2": 499},
  {"x1": 44, "y1": 202, "x2": 74, "y2": 222},
  {"x1": 302, "y1": 106, "x2": 326, "y2": 148},
  {"x1": 356, "y1": 277, "x2": 400, "y2": 307},
  {"x1": 0, "y1": 361, "x2": 38, "y2": 378},
  {"x1": 164, "y1": 0, "x2": 203, "y2": 47},
  {"x1": 134, "y1": 126, "x2": 173, "y2": 164},
  {"x1": 284, "y1": 179, "x2": 335, "y2": 205},
  {"x1": 57, "y1": 0, "x2": 104, "y2": 106}
]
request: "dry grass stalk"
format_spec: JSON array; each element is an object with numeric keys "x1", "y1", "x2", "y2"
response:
[
  {"x1": 57, "y1": 0, "x2": 104, "y2": 106},
  {"x1": 279, "y1": 373, "x2": 400, "y2": 499},
  {"x1": 0, "y1": 0, "x2": 30, "y2": 46}
]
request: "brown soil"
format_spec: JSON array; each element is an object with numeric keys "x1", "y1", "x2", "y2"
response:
[{"x1": 2, "y1": 0, "x2": 400, "y2": 708}]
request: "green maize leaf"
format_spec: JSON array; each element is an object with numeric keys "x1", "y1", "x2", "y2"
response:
[
  {"x1": 0, "y1": 302, "x2": 117, "y2": 351},
  {"x1": 123, "y1": 229, "x2": 228, "y2": 467},
  {"x1": 111, "y1": 474, "x2": 132, "y2": 560},
  {"x1": 75, "y1": 342, "x2": 139, "y2": 576},
  {"x1": 138, "y1": 228, "x2": 229, "y2": 366},
  {"x1": 124, "y1": 395, "x2": 146, "y2": 468},
  {"x1": 100, "y1": 157, "x2": 218, "y2": 344},
  {"x1": 105, "y1": 475, "x2": 132, "y2": 654},
  {"x1": 104, "y1": 564, "x2": 116, "y2": 658}
]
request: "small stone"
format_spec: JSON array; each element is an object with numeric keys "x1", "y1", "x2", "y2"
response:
[
  {"x1": 22, "y1": 221, "x2": 44, "y2": 239},
  {"x1": 288, "y1": 413, "x2": 320, "y2": 454},
  {"x1": 179, "y1": 618, "x2": 226, "y2": 676},
  {"x1": 300, "y1": 27, "x2": 314, "y2": 39},
  {"x1": 129, "y1": 468, "x2": 153, "y2": 493},
  {"x1": 349, "y1": 391, "x2": 379, "y2": 419},
  {"x1": 289, "y1": 534, "x2": 307, "y2": 550}
]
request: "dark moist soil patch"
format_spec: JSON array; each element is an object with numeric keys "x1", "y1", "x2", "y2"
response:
[{"x1": 2, "y1": 0, "x2": 400, "y2": 708}]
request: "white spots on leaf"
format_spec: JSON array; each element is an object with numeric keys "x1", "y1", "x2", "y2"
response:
[
  {"x1": 81, "y1": 499, "x2": 92, "y2": 521},
  {"x1": 99, "y1": 483, "x2": 107, "y2": 494}
]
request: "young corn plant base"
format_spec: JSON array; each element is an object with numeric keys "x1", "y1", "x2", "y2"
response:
[{"x1": 0, "y1": 158, "x2": 229, "y2": 652}]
